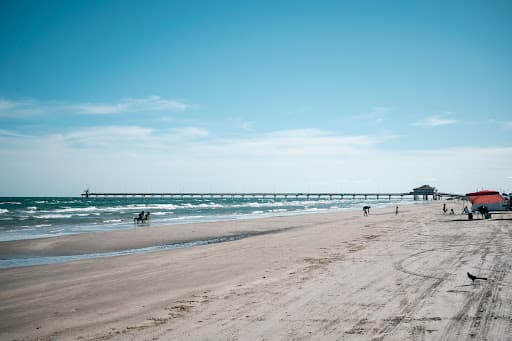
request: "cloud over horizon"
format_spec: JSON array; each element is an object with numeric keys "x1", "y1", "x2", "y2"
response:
[{"x1": 1, "y1": 125, "x2": 511, "y2": 195}]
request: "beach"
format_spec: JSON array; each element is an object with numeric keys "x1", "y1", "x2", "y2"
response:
[{"x1": 1, "y1": 201, "x2": 512, "y2": 340}]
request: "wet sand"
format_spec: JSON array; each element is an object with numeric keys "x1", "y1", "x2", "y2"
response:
[{"x1": 1, "y1": 202, "x2": 512, "y2": 340}]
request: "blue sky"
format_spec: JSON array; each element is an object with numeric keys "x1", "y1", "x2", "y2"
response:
[{"x1": 0, "y1": 0, "x2": 511, "y2": 196}]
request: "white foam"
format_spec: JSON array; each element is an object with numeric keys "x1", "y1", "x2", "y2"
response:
[
  {"x1": 151, "y1": 211, "x2": 172, "y2": 216},
  {"x1": 52, "y1": 206, "x2": 99, "y2": 213},
  {"x1": 35, "y1": 214, "x2": 73, "y2": 219},
  {"x1": 0, "y1": 209, "x2": 8, "y2": 214},
  {"x1": 160, "y1": 215, "x2": 205, "y2": 222},
  {"x1": 196, "y1": 203, "x2": 224, "y2": 208}
]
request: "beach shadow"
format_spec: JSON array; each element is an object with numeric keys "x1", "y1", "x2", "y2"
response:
[{"x1": 448, "y1": 218, "x2": 512, "y2": 222}]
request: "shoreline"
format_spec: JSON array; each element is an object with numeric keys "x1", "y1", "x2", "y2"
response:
[
  {"x1": 0, "y1": 200, "x2": 422, "y2": 262},
  {"x1": 2, "y1": 201, "x2": 511, "y2": 340},
  {"x1": 0, "y1": 196, "x2": 419, "y2": 242}
]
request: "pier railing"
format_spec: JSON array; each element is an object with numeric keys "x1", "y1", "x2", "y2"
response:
[{"x1": 81, "y1": 191, "x2": 464, "y2": 200}]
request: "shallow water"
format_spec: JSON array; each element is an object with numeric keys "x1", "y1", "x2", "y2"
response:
[
  {"x1": 0, "y1": 196, "x2": 414, "y2": 268},
  {"x1": 0, "y1": 196, "x2": 411, "y2": 242}
]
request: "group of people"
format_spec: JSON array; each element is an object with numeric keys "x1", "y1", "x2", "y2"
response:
[
  {"x1": 444, "y1": 204, "x2": 488, "y2": 220},
  {"x1": 359, "y1": 202, "x2": 489, "y2": 220},
  {"x1": 134, "y1": 210, "x2": 151, "y2": 224}
]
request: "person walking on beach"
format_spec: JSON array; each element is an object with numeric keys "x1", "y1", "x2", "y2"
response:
[
  {"x1": 443, "y1": 203, "x2": 447, "y2": 214},
  {"x1": 363, "y1": 206, "x2": 370, "y2": 216},
  {"x1": 395, "y1": 206, "x2": 399, "y2": 215}
]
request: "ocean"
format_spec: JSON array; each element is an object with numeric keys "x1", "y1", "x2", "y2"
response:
[
  {"x1": 0, "y1": 196, "x2": 417, "y2": 268},
  {"x1": 0, "y1": 196, "x2": 411, "y2": 242}
]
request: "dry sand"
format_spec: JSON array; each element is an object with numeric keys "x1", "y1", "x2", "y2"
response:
[{"x1": 1, "y1": 202, "x2": 512, "y2": 340}]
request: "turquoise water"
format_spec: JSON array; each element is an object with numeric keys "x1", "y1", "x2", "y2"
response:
[
  {"x1": 0, "y1": 196, "x2": 410, "y2": 242},
  {"x1": 0, "y1": 196, "x2": 414, "y2": 268}
]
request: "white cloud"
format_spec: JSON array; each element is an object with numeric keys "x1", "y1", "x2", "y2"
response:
[
  {"x1": 72, "y1": 96, "x2": 189, "y2": 114},
  {"x1": 168, "y1": 127, "x2": 209, "y2": 139},
  {"x1": 487, "y1": 119, "x2": 512, "y2": 129},
  {"x1": 3, "y1": 146, "x2": 511, "y2": 195},
  {"x1": 40, "y1": 127, "x2": 372, "y2": 155},
  {"x1": 35, "y1": 125, "x2": 210, "y2": 150},
  {"x1": 0, "y1": 98, "x2": 44, "y2": 117},
  {"x1": 352, "y1": 106, "x2": 392, "y2": 124},
  {"x1": 52, "y1": 126, "x2": 155, "y2": 148},
  {"x1": 1, "y1": 126, "x2": 511, "y2": 195},
  {"x1": 63, "y1": 125, "x2": 154, "y2": 140},
  {"x1": 0, "y1": 96, "x2": 189, "y2": 117},
  {"x1": 205, "y1": 129, "x2": 382, "y2": 158},
  {"x1": 241, "y1": 121, "x2": 255, "y2": 132},
  {"x1": 413, "y1": 114, "x2": 457, "y2": 127},
  {"x1": 0, "y1": 126, "x2": 385, "y2": 157},
  {"x1": 71, "y1": 104, "x2": 121, "y2": 114},
  {"x1": 0, "y1": 99, "x2": 17, "y2": 111},
  {"x1": 0, "y1": 129, "x2": 24, "y2": 137}
]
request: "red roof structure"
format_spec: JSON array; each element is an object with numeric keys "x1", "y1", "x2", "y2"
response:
[{"x1": 466, "y1": 190, "x2": 505, "y2": 205}]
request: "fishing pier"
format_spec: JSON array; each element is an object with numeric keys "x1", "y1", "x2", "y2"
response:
[{"x1": 81, "y1": 186, "x2": 463, "y2": 201}]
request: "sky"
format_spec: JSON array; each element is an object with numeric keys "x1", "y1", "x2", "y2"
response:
[{"x1": 0, "y1": 0, "x2": 511, "y2": 196}]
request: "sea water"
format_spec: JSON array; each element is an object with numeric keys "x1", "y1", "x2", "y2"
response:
[
  {"x1": 0, "y1": 196, "x2": 413, "y2": 268},
  {"x1": 0, "y1": 196, "x2": 411, "y2": 242}
]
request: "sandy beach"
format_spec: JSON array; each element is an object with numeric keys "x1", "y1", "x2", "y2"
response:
[{"x1": 1, "y1": 201, "x2": 512, "y2": 340}]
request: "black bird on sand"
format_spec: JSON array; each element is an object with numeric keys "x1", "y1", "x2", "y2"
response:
[{"x1": 467, "y1": 272, "x2": 487, "y2": 283}]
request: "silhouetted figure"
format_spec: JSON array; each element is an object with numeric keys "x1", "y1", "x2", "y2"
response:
[
  {"x1": 363, "y1": 206, "x2": 370, "y2": 216},
  {"x1": 477, "y1": 206, "x2": 489, "y2": 219},
  {"x1": 443, "y1": 203, "x2": 447, "y2": 214},
  {"x1": 467, "y1": 272, "x2": 487, "y2": 283},
  {"x1": 134, "y1": 210, "x2": 146, "y2": 224},
  {"x1": 450, "y1": 209, "x2": 455, "y2": 215},
  {"x1": 395, "y1": 206, "x2": 399, "y2": 215}
]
